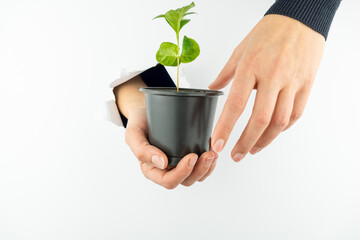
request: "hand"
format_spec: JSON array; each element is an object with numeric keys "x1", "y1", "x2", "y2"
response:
[
  {"x1": 125, "y1": 107, "x2": 218, "y2": 189},
  {"x1": 209, "y1": 14, "x2": 325, "y2": 161}
]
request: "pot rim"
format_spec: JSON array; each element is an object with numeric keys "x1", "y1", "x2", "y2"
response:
[{"x1": 139, "y1": 87, "x2": 224, "y2": 97}]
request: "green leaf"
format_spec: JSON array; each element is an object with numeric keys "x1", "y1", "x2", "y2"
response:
[
  {"x1": 180, "y1": 36, "x2": 200, "y2": 63},
  {"x1": 176, "y1": 2, "x2": 195, "y2": 16},
  {"x1": 164, "y1": 10, "x2": 181, "y2": 33},
  {"x1": 184, "y1": 12, "x2": 197, "y2": 16},
  {"x1": 152, "y1": 14, "x2": 165, "y2": 20},
  {"x1": 180, "y1": 19, "x2": 190, "y2": 30},
  {"x1": 154, "y1": 2, "x2": 197, "y2": 34},
  {"x1": 156, "y1": 42, "x2": 179, "y2": 66}
]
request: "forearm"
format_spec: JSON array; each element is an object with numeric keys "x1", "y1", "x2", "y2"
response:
[{"x1": 113, "y1": 75, "x2": 147, "y2": 118}]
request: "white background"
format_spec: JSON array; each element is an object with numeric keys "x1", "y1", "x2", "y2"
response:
[{"x1": 0, "y1": 0, "x2": 359, "y2": 239}]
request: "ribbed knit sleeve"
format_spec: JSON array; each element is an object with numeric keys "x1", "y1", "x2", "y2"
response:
[{"x1": 265, "y1": 0, "x2": 341, "y2": 40}]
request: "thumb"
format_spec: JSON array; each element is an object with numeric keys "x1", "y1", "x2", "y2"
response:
[{"x1": 125, "y1": 127, "x2": 168, "y2": 169}]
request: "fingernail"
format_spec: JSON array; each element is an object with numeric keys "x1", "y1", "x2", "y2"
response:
[
  {"x1": 152, "y1": 155, "x2": 165, "y2": 169},
  {"x1": 205, "y1": 156, "x2": 214, "y2": 167},
  {"x1": 250, "y1": 147, "x2": 262, "y2": 154},
  {"x1": 189, "y1": 155, "x2": 198, "y2": 167},
  {"x1": 233, "y1": 153, "x2": 245, "y2": 162},
  {"x1": 213, "y1": 139, "x2": 224, "y2": 153}
]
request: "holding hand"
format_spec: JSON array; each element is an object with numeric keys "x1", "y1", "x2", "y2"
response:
[
  {"x1": 125, "y1": 107, "x2": 218, "y2": 189},
  {"x1": 209, "y1": 15, "x2": 325, "y2": 161}
]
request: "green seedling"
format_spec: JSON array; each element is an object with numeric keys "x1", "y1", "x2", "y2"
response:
[{"x1": 153, "y1": 2, "x2": 200, "y2": 92}]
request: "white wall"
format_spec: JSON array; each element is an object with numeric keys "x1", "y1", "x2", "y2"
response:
[{"x1": 0, "y1": 0, "x2": 359, "y2": 239}]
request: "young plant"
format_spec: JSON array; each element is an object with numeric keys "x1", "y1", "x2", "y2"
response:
[{"x1": 153, "y1": 2, "x2": 200, "y2": 92}]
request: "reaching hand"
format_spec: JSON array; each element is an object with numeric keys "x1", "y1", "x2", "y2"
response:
[
  {"x1": 125, "y1": 107, "x2": 218, "y2": 189},
  {"x1": 209, "y1": 14, "x2": 325, "y2": 161}
]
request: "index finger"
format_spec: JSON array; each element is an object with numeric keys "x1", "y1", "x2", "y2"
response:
[
  {"x1": 211, "y1": 66, "x2": 255, "y2": 153},
  {"x1": 140, "y1": 153, "x2": 198, "y2": 189}
]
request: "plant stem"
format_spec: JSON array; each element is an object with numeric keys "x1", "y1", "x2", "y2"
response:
[
  {"x1": 176, "y1": 57, "x2": 179, "y2": 92},
  {"x1": 176, "y1": 32, "x2": 180, "y2": 92}
]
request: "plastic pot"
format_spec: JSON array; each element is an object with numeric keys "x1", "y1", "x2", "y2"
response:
[{"x1": 140, "y1": 87, "x2": 224, "y2": 166}]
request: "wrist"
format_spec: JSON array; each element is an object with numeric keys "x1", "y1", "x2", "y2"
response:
[
  {"x1": 126, "y1": 103, "x2": 146, "y2": 118},
  {"x1": 258, "y1": 15, "x2": 325, "y2": 43},
  {"x1": 114, "y1": 75, "x2": 147, "y2": 118}
]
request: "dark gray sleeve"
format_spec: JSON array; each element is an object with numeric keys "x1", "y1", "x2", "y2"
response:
[{"x1": 265, "y1": 0, "x2": 342, "y2": 40}]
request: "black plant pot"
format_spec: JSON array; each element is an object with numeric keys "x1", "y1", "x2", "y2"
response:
[{"x1": 140, "y1": 87, "x2": 224, "y2": 166}]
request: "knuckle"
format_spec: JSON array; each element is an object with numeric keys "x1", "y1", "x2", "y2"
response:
[
  {"x1": 234, "y1": 140, "x2": 247, "y2": 153},
  {"x1": 282, "y1": 125, "x2": 291, "y2": 132},
  {"x1": 268, "y1": 62, "x2": 285, "y2": 78},
  {"x1": 228, "y1": 95, "x2": 246, "y2": 112},
  {"x1": 240, "y1": 55, "x2": 257, "y2": 70},
  {"x1": 135, "y1": 149, "x2": 143, "y2": 160},
  {"x1": 135, "y1": 143, "x2": 148, "y2": 161},
  {"x1": 233, "y1": 44, "x2": 243, "y2": 55},
  {"x1": 273, "y1": 115, "x2": 290, "y2": 129},
  {"x1": 301, "y1": 78, "x2": 314, "y2": 91},
  {"x1": 269, "y1": 58, "x2": 296, "y2": 82},
  {"x1": 163, "y1": 182, "x2": 177, "y2": 190},
  {"x1": 303, "y1": 72, "x2": 316, "y2": 83},
  {"x1": 291, "y1": 110, "x2": 303, "y2": 121},
  {"x1": 142, "y1": 173, "x2": 151, "y2": 180},
  {"x1": 181, "y1": 181, "x2": 193, "y2": 187},
  {"x1": 139, "y1": 160, "x2": 149, "y2": 170},
  {"x1": 305, "y1": 73, "x2": 315, "y2": 82},
  {"x1": 253, "y1": 110, "x2": 271, "y2": 127},
  {"x1": 140, "y1": 167, "x2": 152, "y2": 180}
]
